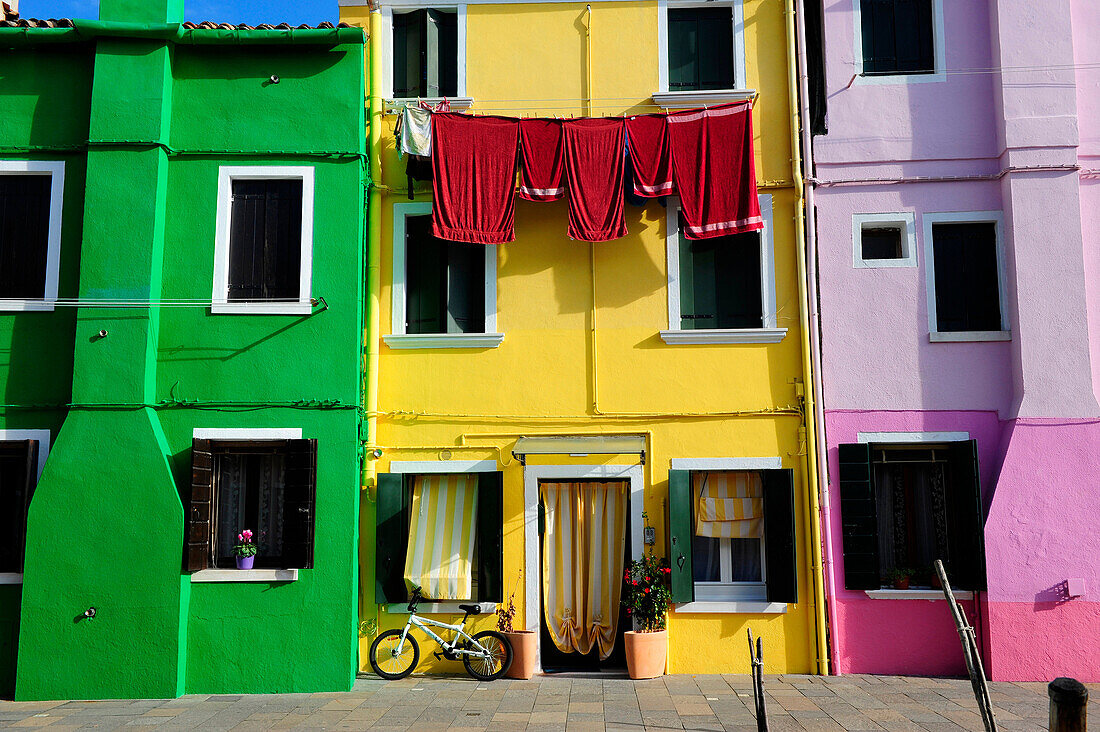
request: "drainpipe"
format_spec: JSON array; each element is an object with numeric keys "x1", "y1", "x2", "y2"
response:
[
  {"x1": 365, "y1": 10, "x2": 383, "y2": 509},
  {"x1": 793, "y1": 0, "x2": 839, "y2": 676},
  {"x1": 784, "y1": 0, "x2": 830, "y2": 677}
]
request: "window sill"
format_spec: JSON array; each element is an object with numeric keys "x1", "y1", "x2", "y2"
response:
[
  {"x1": 660, "y1": 328, "x2": 787, "y2": 345},
  {"x1": 676, "y1": 601, "x2": 787, "y2": 614},
  {"x1": 0, "y1": 573, "x2": 23, "y2": 585},
  {"x1": 652, "y1": 89, "x2": 756, "y2": 109},
  {"x1": 864, "y1": 589, "x2": 973, "y2": 600},
  {"x1": 191, "y1": 569, "x2": 299, "y2": 583},
  {"x1": 929, "y1": 330, "x2": 1011, "y2": 343},
  {"x1": 0, "y1": 300, "x2": 55, "y2": 312},
  {"x1": 387, "y1": 97, "x2": 474, "y2": 113},
  {"x1": 211, "y1": 301, "x2": 314, "y2": 316},
  {"x1": 383, "y1": 333, "x2": 505, "y2": 349},
  {"x1": 855, "y1": 71, "x2": 946, "y2": 86},
  {"x1": 385, "y1": 602, "x2": 498, "y2": 615}
]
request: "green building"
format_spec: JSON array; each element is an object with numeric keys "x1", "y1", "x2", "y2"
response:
[{"x1": 0, "y1": 0, "x2": 366, "y2": 699}]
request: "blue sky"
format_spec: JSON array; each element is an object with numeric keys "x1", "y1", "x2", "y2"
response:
[{"x1": 20, "y1": 0, "x2": 342, "y2": 25}]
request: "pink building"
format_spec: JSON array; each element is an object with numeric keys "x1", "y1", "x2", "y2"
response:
[{"x1": 809, "y1": 0, "x2": 1100, "y2": 680}]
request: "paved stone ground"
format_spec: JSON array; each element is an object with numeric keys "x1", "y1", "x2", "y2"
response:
[{"x1": 1, "y1": 673, "x2": 1093, "y2": 731}]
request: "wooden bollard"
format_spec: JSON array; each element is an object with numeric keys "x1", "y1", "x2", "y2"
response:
[{"x1": 1048, "y1": 677, "x2": 1088, "y2": 732}]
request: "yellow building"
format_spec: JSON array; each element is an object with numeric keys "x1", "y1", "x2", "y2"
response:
[{"x1": 340, "y1": 0, "x2": 826, "y2": 676}]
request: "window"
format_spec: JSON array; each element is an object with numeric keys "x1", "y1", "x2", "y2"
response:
[
  {"x1": 853, "y1": 212, "x2": 916, "y2": 268},
  {"x1": 923, "y1": 213, "x2": 1008, "y2": 340},
  {"x1": 668, "y1": 7, "x2": 734, "y2": 91},
  {"x1": 667, "y1": 467, "x2": 797, "y2": 606},
  {"x1": 386, "y1": 203, "x2": 501, "y2": 349},
  {"x1": 838, "y1": 440, "x2": 986, "y2": 591},
  {"x1": 0, "y1": 440, "x2": 40, "y2": 575},
  {"x1": 212, "y1": 166, "x2": 314, "y2": 315},
  {"x1": 186, "y1": 437, "x2": 317, "y2": 571},
  {"x1": 0, "y1": 161, "x2": 64, "y2": 311},
  {"x1": 393, "y1": 9, "x2": 458, "y2": 99},
  {"x1": 662, "y1": 194, "x2": 785, "y2": 344},
  {"x1": 375, "y1": 470, "x2": 503, "y2": 604},
  {"x1": 859, "y1": 0, "x2": 933, "y2": 75}
]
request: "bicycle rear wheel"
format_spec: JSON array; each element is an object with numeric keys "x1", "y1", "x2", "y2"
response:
[
  {"x1": 463, "y1": 630, "x2": 512, "y2": 681},
  {"x1": 369, "y1": 629, "x2": 420, "y2": 680}
]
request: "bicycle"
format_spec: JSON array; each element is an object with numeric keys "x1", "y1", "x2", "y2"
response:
[{"x1": 368, "y1": 587, "x2": 513, "y2": 681}]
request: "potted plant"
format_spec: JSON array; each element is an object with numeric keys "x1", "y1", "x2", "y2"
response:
[
  {"x1": 621, "y1": 549, "x2": 672, "y2": 679},
  {"x1": 496, "y1": 586, "x2": 535, "y2": 679},
  {"x1": 234, "y1": 529, "x2": 257, "y2": 570},
  {"x1": 887, "y1": 567, "x2": 912, "y2": 590}
]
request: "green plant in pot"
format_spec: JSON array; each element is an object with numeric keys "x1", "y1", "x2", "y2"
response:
[
  {"x1": 887, "y1": 567, "x2": 913, "y2": 590},
  {"x1": 234, "y1": 529, "x2": 257, "y2": 570},
  {"x1": 621, "y1": 524, "x2": 672, "y2": 679},
  {"x1": 496, "y1": 571, "x2": 535, "y2": 679}
]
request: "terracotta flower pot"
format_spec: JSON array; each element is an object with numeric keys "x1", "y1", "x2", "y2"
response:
[
  {"x1": 503, "y1": 630, "x2": 536, "y2": 679},
  {"x1": 893, "y1": 577, "x2": 910, "y2": 590},
  {"x1": 624, "y1": 630, "x2": 667, "y2": 679}
]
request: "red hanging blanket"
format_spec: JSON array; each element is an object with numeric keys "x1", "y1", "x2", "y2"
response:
[
  {"x1": 625, "y1": 114, "x2": 674, "y2": 197},
  {"x1": 667, "y1": 102, "x2": 762, "y2": 239},
  {"x1": 562, "y1": 118, "x2": 627, "y2": 242},
  {"x1": 431, "y1": 113, "x2": 519, "y2": 244},
  {"x1": 518, "y1": 119, "x2": 565, "y2": 202}
]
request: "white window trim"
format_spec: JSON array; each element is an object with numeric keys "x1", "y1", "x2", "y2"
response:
[
  {"x1": 922, "y1": 210, "x2": 1010, "y2": 342},
  {"x1": 0, "y1": 429, "x2": 51, "y2": 586},
  {"x1": 661, "y1": 193, "x2": 785, "y2": 345},
  {"x1": 386, "y1": 201, "x2": 502, "y2": 350},
  {"x1": 380, "y1": 4, "x2": 469, "y2": 106},
  {"x1": 857, "y1": 431, "x2": 969, "y2": 444},
  {"x1": 193, "y1": 428, "x2": 303, "y2": 440},
  {"x1": 523, "y1": 463, "x2": 644, "y2": 674},
  {"x1": 853, "y1": 212, "x2": 917, "y2": 268},
  {"x1": 211, "y1": 166, "x2": 315, "y2": 316},
  {"x1": 0, "y1": 161, "x2": 64, "y2": 312},
  {"x1": 851, "y1": 0, "x2": 946, "y2": 85},
  {"x1": 191, "y1": 569, "x2": 299, "y2": 583},
  {"x1": 864, "y1": 589, "x2": 973, "y2": 601},
  {"x1": 656, "y1": 0, "x2": 747, "y2": 95},
  {"x1": 671, "y1": 457, "x2": 781, "y2": 471}
]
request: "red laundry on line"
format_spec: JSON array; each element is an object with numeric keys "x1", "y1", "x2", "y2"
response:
[
  {"x1": 431, "y1": 113, "x2": 519, "y2": 244},
  {"x1": 625, "y1": 114, "x2": 674, "y2": 197},
  {"x1": 563, "y1": 118, "x2": 627, "y2": 242},
  {"x1": 518, "y1": 118, "x2": 565, "y2": 202},
  {"x1": 667, "y1": 102, "x2": 762, "y2": 240}
]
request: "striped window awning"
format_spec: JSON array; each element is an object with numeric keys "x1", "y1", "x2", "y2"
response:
[{"x1": 693, "y1": 471, "x2": 763, "y2": 539}]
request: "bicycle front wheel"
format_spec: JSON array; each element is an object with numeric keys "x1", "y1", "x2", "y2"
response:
[
  {"x1": 463, "y1": 630, "x2": 512, "y2": 681},
  {"x1": 369, "y1": 629, "x2": 420, "y2": 680}
]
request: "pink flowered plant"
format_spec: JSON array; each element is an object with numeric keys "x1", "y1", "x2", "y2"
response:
[{"x1": 234, "y1": 528, "x2": 258, "y2": 558}]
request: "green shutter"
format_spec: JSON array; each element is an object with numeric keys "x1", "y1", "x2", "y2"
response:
[
  {"x1": 838, "y1": 443, "x2": 881, "y2": 590},
  {"x1": 762, "y1": 469, "x2": 798, "y2": 603},
  {"x1": 667, "y1": 469, "x2": 694, "y2": 603},
  {"x1": 947, "y1": 440, "x2": 986, "y2": 591},
  {"x1": 376, "y1": 473, "x2": 409, "y2": 603},
  {"x1": 476, "y1": 472, "x2": 503, "y2": 602}
]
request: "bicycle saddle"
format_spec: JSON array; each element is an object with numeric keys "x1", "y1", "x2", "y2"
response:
[{"x1": 458, "y1": 604, "x2": 481, "y2": 614}]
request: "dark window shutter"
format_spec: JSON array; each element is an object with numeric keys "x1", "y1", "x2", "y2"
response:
[
  {"x1": 762, "y1": 469, "x2": 798, "y2": 603},
  {"x1": 393, "y1": 10, "x2": 425, "y2": 98},
  {"x1": 667, "y1": 469, "x2": 694, "y2": 603},
  {"x1": 0, "y1": 440, "x2": 37, "y2": 573},
  {"x1": 933, "y1": 222, "x2": 1001, "y2": 332},
  {"x1": 946, "y1": 439, "x2": 986, "y2": 590},
  {"x1": 0, "y1": 175, "x2": 51, "y2": 299},
  {"x1": 804, "y1": 0, "x2": 828, "y2": 134},
  {"x1": 477, "y1": 472, "x2": 503, "y2": 602},
  {"x1": 283, "y1": 439, "x2": 317, "y2": 569},
  {"x1": 406, "y1": 216, "x2": 446, "y2": 334},
  {"x1": 186, "y1": 438, "x2": 214, "y2": 572},
  {"x1": 434, "y1": 10, "x2": 458, "y2": 97},
  {"x1": 228, "y1": 180, "x2": 303, "y2": 302},
  {"x1": 716, "y1": 232, "x2": 764, "y2": 329},
  {"x1": 447, "y1": 242, "x2": 485, "y2": 334},
  {"x1": 17, "y1": 440, "x2": 38, "y2": 573},
  {"x1": 376, "y1": 472, "x2": 409, "y2": 603},
  {"x1": 667, "y1": 7, "x2": 733, "y2": 91},
  {"x1": 838, "y1": 442, "x2": 881, "y2": 589}
]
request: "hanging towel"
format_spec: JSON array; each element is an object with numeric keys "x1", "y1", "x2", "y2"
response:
[
  {"x1": 518, "y1": 118, "x2": 565, "y2": 202},
  {"x1": 398, "y1": 105, "x2": 433, "y2": 158},
  {"x1": 667, "y1": 102, "x2": 763, "y2": 239},
  {"x1": 625, "y1": 114, "x2": 674, "y2": 197},
  {"x1": 563, "y1": 118, "x2": 627, "y2": 242},
  {"x1": 431, "y1": 113, "x2": 520, "y2": 244}
]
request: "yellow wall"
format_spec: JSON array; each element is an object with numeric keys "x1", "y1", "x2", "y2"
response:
[{"x1": 342, "y1": 0, "x2": 815, "y2": 676}]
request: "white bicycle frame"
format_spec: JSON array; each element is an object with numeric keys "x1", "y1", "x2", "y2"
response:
[{"x1": 396, "y1": 613, "x2": 493, "y2": 659}]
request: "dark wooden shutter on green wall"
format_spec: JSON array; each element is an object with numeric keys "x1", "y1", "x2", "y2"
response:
[
  {"x1": 762, "y1": 469, "x2": 798, "y2": 603},
  {"x1": 838, "y1": 442, "x2": 881, "y2": 590},
  {"x1": 283, "y1": 439, "x2": 318, "y2": 569},
  {"x1": 375, "y1": 473, "x2": 408, "y2": 603},
  {"x1": 477, "y1": 472, "x2": 503, "y2": 602},
  {"x1": 186, "y1": 438, "x2": 214, "y2": 572},
  {"x1": 0, "y1": 175, "x2": 51, "y2": 299},
  {"x1": 947, "y1": 439, "x2": 986, "y2": 590},
  {"x1": 667, "y1": 469, "x2": 694, "y2": 603}
]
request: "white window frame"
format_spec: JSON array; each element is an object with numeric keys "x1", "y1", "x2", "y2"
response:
[
  {"x1": 211, "y1": 166, "x2": 315, "y2": 316},
  {"x1": 0, "y1": 428, "x2": 51, "y2": 585},
  {"x1": 661, "y1": 193, "x2": 785, "y2": 344},
  {"x1": 379, "y1": 3, "x2": 471, "y2": 109},
  {"x1": 655, "y1": 0, "x2": 747, "y2": 106},
  {"x1": 852, "y1": 0, "x2": 946, "y2": 85},
  {"x1": 384, "y1": 201, "x2": 503, "y2": 349},
  {"x1": 922, "y1": 211, "x2": 1011, "y2": 342},
  {"x1": 0, "y1": 161, "x2": 64, "y2": 312},
  {"x1": 853, "y1": 212, "x2": 917, "y2": 268}
]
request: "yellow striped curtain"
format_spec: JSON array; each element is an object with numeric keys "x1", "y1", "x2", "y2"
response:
[
  {"x1": 540, "y1": 481, "x2": 628, "y2": 660},
  {"x1": 694, "y1": 471, "x2": 763, "y2": 539},
  {"x1": 404, "y1": 474, "x2": 478, "y2": 600}
]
